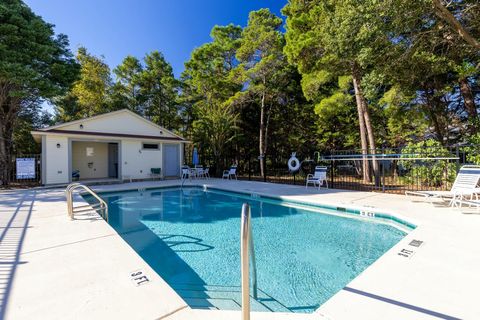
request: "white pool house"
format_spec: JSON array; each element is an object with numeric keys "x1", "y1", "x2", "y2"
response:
[{"x1": 31, "y1": 109, "x2": 187, "y2": 185}]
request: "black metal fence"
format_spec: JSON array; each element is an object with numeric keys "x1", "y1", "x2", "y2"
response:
[
  {"x1": 2, "y1": 154, "x2": 42, "y2": 188},
  {"x1": 236, "y1": 145, "x2": 480, "y2": 194}
]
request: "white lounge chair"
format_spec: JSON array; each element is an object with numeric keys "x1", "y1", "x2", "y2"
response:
[
  {"x1": 453, "y1": 198, "x2": 480, "y2": 210},
  {"x1": 222, "y1": 166, "x2": 238, "y2": 180},
  {"x1": 405, "y1": 165, "x2": 480, "y2": 206},
  {"x1": 306, "y1": 166, "x2": 328, "y2": 189}
]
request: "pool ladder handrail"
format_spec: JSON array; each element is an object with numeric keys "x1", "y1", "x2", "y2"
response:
[
  {"x1": 241, "y1": 203, "x2": 258, "y2": 320},
  {"x1": 66, "y1": 183, "x2": 108, "y2": 221}
]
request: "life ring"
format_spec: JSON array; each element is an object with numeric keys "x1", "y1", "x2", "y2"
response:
[{"x1": 288, "y1": 153, "x2": 301, "y2": 172}]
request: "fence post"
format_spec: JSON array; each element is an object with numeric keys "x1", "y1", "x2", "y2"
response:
[
  {"x1": 330, "y1": 161, "x2": 334, "y2": 189},
  {"x1": 455, "y1": 146, "x2": 460, "y2": 167},
  {"x1": 263, "y1": 157, "x2": 267, "y2": 183},
  {"x1": 381, "y1": 145, "x2": 385, "y2": 193}
]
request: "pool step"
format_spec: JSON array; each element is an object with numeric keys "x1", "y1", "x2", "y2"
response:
[{"x1": 170, "y1": 283, "x2": 290, "y2": 313}]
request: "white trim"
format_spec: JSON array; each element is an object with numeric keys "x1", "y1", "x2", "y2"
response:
[
  {"x1": 42, "y1": 109, "x2": 129, "y2": 130},
  {"x1": 39, "y1": 109, "x2": 184, "y2": 140},
  {"x1": 31, "y1": 130, "x2": 190, "y2": 143}
]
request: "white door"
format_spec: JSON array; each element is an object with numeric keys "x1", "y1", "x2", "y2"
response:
[{"x1": 163, "y1": 144, "x2": 180, "y2": 177}]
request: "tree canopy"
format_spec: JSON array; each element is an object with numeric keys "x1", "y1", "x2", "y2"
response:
[
  {"x1": 3, "y1": 0, "x2": 480, "y2": 181},
  {"x1": 0, "y1": 0, "x2": 78, "y2": 184}
]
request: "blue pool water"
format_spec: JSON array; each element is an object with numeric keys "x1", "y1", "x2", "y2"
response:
[{"x1": 87, "y1": 187, "x2": 406, "y2": 313}]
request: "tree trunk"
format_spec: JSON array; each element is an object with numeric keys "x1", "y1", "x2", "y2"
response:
[
  {"x1": 0, "y1": 118, "x2": 9, "y2": 185},
  {"x1": 361, "y1": 92, "x2": 380, "y2": 186},
  {"x1": 352, "y1": 68, "x2": 371, "y2": 183},
  {"x1": 432, "y1": 0, "x2": 480, "y2": 50},
  {"x1": 352, "y1": 62, "x2": 380, "y2": 186},
  {"x1": 0, "y1": 95, "x2": 18, "y2": 186},
  {"x1": 425, "y1": 87, "x2": 447, "y2": 144},
  {"x1": 259, "y1": 84, "x2": 266, "y2": 178},
  {"x1": 459, "y1": 77, "x2": 478, "y2": 132}
]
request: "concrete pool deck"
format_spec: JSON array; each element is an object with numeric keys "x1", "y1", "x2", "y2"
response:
[{"x1": 1, "y1": 179, "x2": 479, "y2": 319}]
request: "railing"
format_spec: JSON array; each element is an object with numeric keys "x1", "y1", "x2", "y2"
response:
[
  {"x1": 66, "y1": 183, "x2": 108, "y2": 221},
  {"x1": 233, "y1": 144, "x2": 480, "y2": 194},
  {"x1": 240, "y1": 203, "x2": 258, "y2": 320}
]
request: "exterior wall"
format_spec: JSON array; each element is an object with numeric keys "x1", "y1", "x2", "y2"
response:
[
  {"x1": 120, "y1": 140, "x2": 165, "y2": 179},
  {"x1": 44, "y1": 136, "x2": 69, "y2": 185},
  {"x1": 72, "y1": 142, "x2": 109, "y2": 180},
  {"x1": 59, "y1": 111, "x2": 179, "y2": 138},
  {"x1": 42, "y1": 134, "x2": 183, "y2": 184}
]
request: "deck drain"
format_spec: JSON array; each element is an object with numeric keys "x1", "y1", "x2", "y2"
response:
[
  {"x1": 409, "y1": 239, "x2": 424, "y2": 247},
  {"x1": 398, "y1": 239, "x2": 423, "y2": 258}
]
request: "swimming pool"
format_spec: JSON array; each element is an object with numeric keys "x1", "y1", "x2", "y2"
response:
[{"x1": 86, "y1": 187, "x2": 408, "y2": 313}]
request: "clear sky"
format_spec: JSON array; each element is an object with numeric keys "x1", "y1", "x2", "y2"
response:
[{"x1": 25, "y1": 0, "x2": 287, "y2": 78}]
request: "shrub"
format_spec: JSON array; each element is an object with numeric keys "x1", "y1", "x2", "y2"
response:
[
  {"x1": 465, "y1": 133, "x2": 480, "y2": 165},
  {"x1": 399, "y1": 139, "x2": 457, "y2": 187}
]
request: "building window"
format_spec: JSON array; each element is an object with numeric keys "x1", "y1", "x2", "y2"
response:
[{"x1": 142, "y1": 143, "x2": 159, "y2": 150}]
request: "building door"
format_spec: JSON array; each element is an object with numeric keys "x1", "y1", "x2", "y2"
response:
[
  {"x1": 163, "y1": 144, "x2": 180, "y2": 177},
  {"x1": 108, "y1": 143, "x2": 118, "y2": 178}
]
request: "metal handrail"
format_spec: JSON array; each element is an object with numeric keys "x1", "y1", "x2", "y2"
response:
[
  {"x1": 241, "y1": 203, "x2": 258, "y2": 320},
  {"x1": 66, "y1": 183, "x2": 108, "y2": 221}
]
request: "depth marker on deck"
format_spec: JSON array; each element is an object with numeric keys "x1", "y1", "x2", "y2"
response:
[{"x1": 130, "y1": 269, "x2": 151, "y2": 286}]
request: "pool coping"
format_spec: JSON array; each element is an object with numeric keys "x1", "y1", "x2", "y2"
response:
[{"x1": 92, "y1": 183, "x2": 419, "y2": 233}]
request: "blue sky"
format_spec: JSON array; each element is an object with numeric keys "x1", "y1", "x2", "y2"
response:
[{"x1": 25, "y1": 0, "x2": 287, "y2": 78}]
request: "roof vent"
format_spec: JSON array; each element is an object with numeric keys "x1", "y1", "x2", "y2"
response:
[
  {"x1": 159, "y1": 130, "x2": 163, "y2": 135},
  {"x1": 79, "y1": 124, "x2": 84, "y2": 129}
]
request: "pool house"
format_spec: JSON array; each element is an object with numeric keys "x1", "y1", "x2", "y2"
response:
[{"x1": 31, "y1": 109, "x2": 187, "y2": 185}]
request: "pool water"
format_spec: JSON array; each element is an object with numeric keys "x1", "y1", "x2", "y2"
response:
[{"x1": 88, "y1": 187, "x2": 406, "y2": 313}]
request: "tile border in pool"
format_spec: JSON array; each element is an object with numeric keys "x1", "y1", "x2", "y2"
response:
[
  {"x1": 90, "y1": 184, "x2": 417, "y2": 233},
  {"x1": 205, "y1": 186, "x2": 416, "y2": 230}
]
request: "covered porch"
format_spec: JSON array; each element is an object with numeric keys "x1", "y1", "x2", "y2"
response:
[{"x1": 71, "y1": 140, "x2": 120, "y2": 182}]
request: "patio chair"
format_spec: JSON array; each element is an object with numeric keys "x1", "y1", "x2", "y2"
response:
[
  {"x1": 181, "y1": 166, "x2": 191, "y2": 180},
  {"x1": 195, "y1": 165, "x2": 205, "y2": 179},
  {"x1": 222, "y1": 165, "x2": 238, "y2": 180},
  {"x1": 405, "y1": 165, "x2": 480, "y2": 206},
  {"x1": 306, "y1": 166, "x2": 328, "y2": 189},
  {"x1": 204, "y1": 167, "x2": 210, "y2": 179},
  {"x1": 150, "y1": 168, "x2": 161, "y2": 180},
  {"x1": 72, "y1": 170, "x2": 80, "y2": 181}
]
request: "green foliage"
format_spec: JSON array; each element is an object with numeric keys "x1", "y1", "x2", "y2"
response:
[
  {"x1": 233, "y1": 9, "x2": 290, "y2": 175},
  {"x1": 400, "y1": 139, "x2": 457, "y2": 187},
  {"x1": 192, "y1": 104, "x2": 238, "y2": 160},
  {"x1": 4, "y1": 0, "x2": 480, "y2": 184},
  {"x1": 68, "y1": 47, "x2": 111, "y2": 118},
  {"x1": 181, "y1": 24, "x2": 243, "y2": 167},
  {"x1": 140, "y1": 51, "x2": 180, "y2": 129},
  {"x1": 0, "y1": 0, "x2": 79, "y2": 100},
  {"x1": 0, "y1": 0, "x2": 78, "y2": 183},
  {"x1": 466, "y1": 133, "x2": 480, "y2": 165},
  {"x1": 13, "y1": 107, "x2": 52, "y2": 154},
  {"x1": 379, "y1": 86, "x2": 428, "y2": 145},
  {"x1": 110, "y1": 55, "x2": 143, "y2": 113}
]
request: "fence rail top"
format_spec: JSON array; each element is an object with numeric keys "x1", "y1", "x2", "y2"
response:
[{"x1": 320, "y1": 153, "x2": 460, "y2": 161}]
